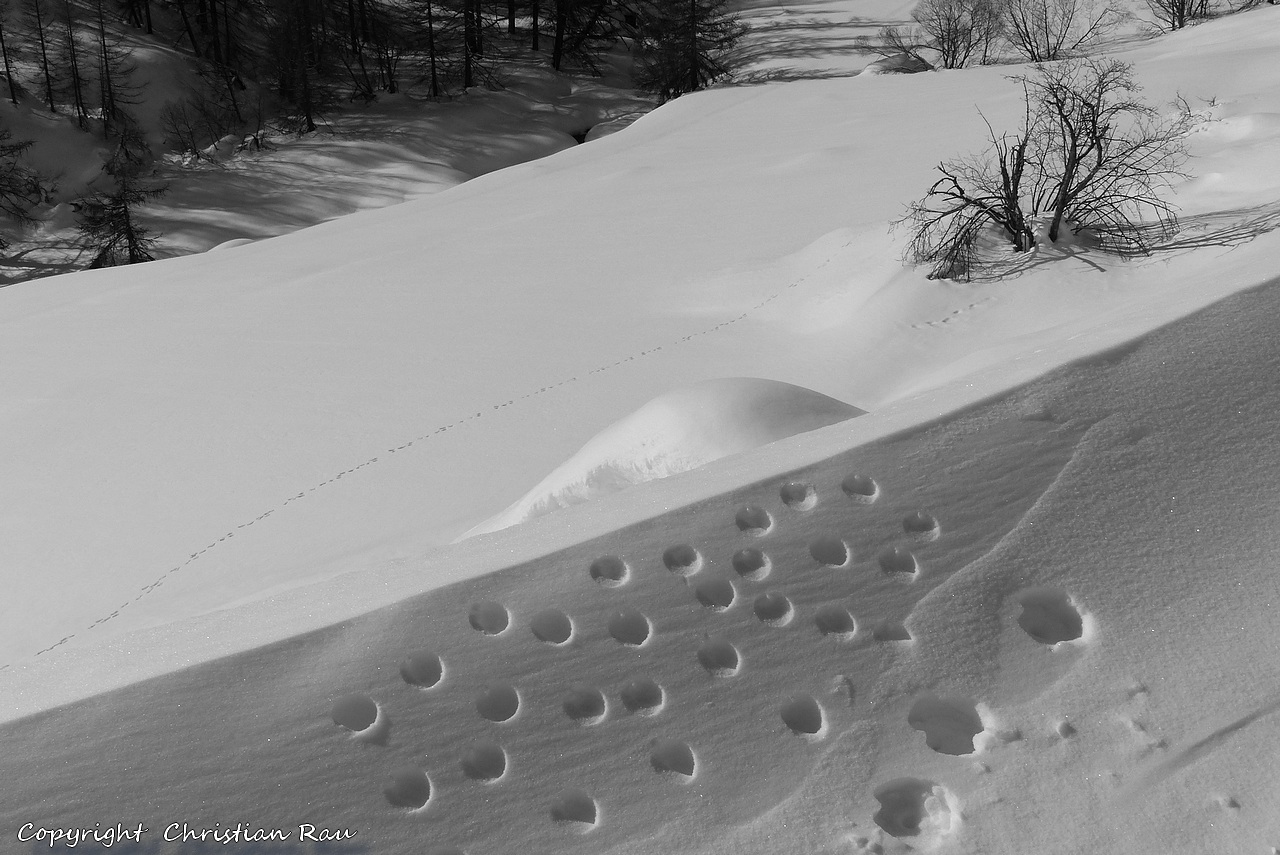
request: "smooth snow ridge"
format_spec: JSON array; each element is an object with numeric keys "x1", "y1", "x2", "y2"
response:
[{"x1": 464, "y1": 378, "x2": 864, "y2": 537}]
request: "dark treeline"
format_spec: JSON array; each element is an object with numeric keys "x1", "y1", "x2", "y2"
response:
[
  {"x1": 0, "y1": 0, "x2": 745, "y2": 140},
  {"x1": 0, "y1": 0, "x2": 744, "y2": 265}
]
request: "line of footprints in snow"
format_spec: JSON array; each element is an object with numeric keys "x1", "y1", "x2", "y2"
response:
[{"x1": 330, "y1": 472, "x2": 1088, "y2": 846}]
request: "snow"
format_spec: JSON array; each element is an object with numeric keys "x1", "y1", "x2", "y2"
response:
[
  {"x1": 3, "y1": 4, "x2": 1280, "y2": 854},
  {"x1": 464, "y1": 377, "x2": 865, "y2": 537}
]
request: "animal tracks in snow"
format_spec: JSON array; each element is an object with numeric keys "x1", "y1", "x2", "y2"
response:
[
  {"x1": 322, "y1": 417, "x2": 1088, "y2": 851},
  {"x1": 53, "y1": 238, "x2": 861, "y2": 663}
]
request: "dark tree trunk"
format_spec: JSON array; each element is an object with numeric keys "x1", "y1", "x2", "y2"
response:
[
  {"x1": 0, "y1": 20, "x2": 18, "y2": 105},
  {"x1": 64, "y1": 1, "x2": 89, "y2": 128},
  {"x1": 30, "y1": 0, "x2": 57, "y2": 110},
  {"x1": 551, "y1": 0, "x2": 567, "y2": 68}
]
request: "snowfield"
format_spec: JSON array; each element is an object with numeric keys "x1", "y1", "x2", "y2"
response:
[{"x1": 3, "y1": 4, "x2": 1280, "y2": 855}]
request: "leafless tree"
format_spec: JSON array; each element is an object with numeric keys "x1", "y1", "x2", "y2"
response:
[
  {"x1": 1001, "y1": 0, "x2": 1117, "y2": 61},
  {"x1": 897, "y1": 110, "x2": 1036, "y2": 279},
  {"x1": 1025, "y1": 58, "x2": 1192, "y2": 251},
  {"x1": 1145, "y1": 0, "x2": 1210, "y2": 30},
  {"x1": 873, "y1": 0, "x2": 1003, "y2": 69},
  {"x1": 899, "y1": 59, "x2": 1194, "y2": 279}
]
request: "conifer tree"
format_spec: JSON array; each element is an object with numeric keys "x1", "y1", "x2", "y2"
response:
[
  {"x1": 77, "y1": 127, "x2": 168, "y2": 267},
  {"x1": 634, "y1": 0, "x2": 746, "y2": 101},
  {"x1": 0, "y1": 130, "x2": 43, "y2": 251}
]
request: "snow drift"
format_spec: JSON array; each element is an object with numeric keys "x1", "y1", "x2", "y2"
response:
[{"x1": 464, "y1": 377, "x2": 865, "y2": 537}]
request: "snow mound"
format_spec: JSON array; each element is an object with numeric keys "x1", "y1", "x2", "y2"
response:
[
  {"x1": 860, "y1": 53, "x2": 934, "y2": 75},
  {"x1": 464, "y1": 378, "x2": 864, "y2": 537}
]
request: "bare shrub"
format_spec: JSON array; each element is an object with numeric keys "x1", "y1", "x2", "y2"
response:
[
  {"x1": 1001, "y1": 0, "x2": 1119, "y2": 61},
  {"x1": 899, "y1": 59, "x2": 1195, "y2": 279},
  {"x1": 874, "y1": 0, "x2": 1004, "y2": 69}
]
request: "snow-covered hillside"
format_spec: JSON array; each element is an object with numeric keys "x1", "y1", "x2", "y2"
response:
[{"x1": 3, "y1": 3, "x2": 1280, "y2": 854}]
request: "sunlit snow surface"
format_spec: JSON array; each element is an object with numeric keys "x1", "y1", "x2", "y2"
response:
[
  {"x1": 3, "y1": 5, "x2": 1280, "y2": 855},
  {"x1": 464, "y1": 377, "x2": 865, "y2": 537}
]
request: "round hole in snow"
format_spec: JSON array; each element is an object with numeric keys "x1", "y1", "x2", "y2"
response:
[
  {"x1": 841, "y1": 474, "x2": 879, "y2": 503},
  {"x1": 663, "y1": 544, "x2": 703, "y2": 576},
  {"x1": 563, "y1": 686, "x2": 608, "y2": 725},
  {"x1": 693, "y1": 577, "x2": 736, "y2": 610},
  {"x1": 907, "y1": 695, "x2": 984, "y2": 755},
  {"x1": 810, "y1": 536, "x2": 850, "y2": 567},
  {"x1": 620, "y1": 678, "x2": 665, "y2": 715},
  {"x1": 878, "y1": 546, "x2": 918, "y2": 576},
  {"x1": 476, "y1": 685, "x2": 520, "y2": 723},
  {"x1": 814, "y1": 604, "x2": 856, "y2": 638},
  {"x1": 332, "y1": 694, "x2": 378, "y2": 732},
  {"x1": 1015, "y1": 587, "x2": 1084, "y2": 644},
  {"x1": 383, "y1": 768, "x2": 431, "y2": 810},
  {"x1": 780, "y1": 694, "x2": 826, "y2": 737},
  {"x1": 650, "y1": 739, "x2": 697, "y2": 778},
  {"x1": 754, "y1": 593, "x2": 794, "y2": 626},
  {"x1": 903, "y1": 511, "x2": 940, "y2": 539},
  {"x1": 549, "y1": 789, "x2": 598, "y2": 829},
  {"x1": 873, "y1": 778, "x2": 954, "y2": 839},
  {"x1": 735, "y1": 505, "x2": 773, "y2": 534},
  {"x1": 460, "y1": 740, "x2": 507, "y2": 782},
  {"x1": 731, "y1": 547, "x2": 771, "y2": 581},
  {"x1": 780, "y1": 481, "x2": 817, "y2": 509},
  {"x1": 697, "y1": 638, "x2": 740, "y2": 676},
  {"x1": 530, "y1": 608, "x2": 574, "y2": 645},
  {"x1": 468, "y1": 601, "x2": 510, "y2": 635},
  {"x1": 589, "y1": 555, "x2": 629, "y2": 587},
  {"x1": 608, "y1": 608, "x2": 652, "y2": 646},
  {"x1": 399, "y1": 650, "x2": 444, "y2": 689}
]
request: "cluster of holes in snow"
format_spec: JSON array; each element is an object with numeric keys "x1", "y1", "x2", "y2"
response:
[
  {"x1": 549, "y1": 789, "x2": 599, "y2": 830},
  {"x1": 468, "y1": 601, "x2": 510, "y2": 635},
  {"x1": 620, "y1": 677, "x2": 665, "y2": 714},
  {"x1": 589, "y1": 555, "x2": 629, "y2": 587},
  {"x1": 752, "y1": 592, "x2": 794, "y2": 626},
  {"x1": 563, "y1": 686, "x2": 609, "y2": 725},
  {"x1": 878, "y1": 546, "x2": 918, "y2": 576},
  {"x1": 460, "y1": 741, "x2": 507, "y2": 782},
  {"x1": 697, "y1": 638, "x2": 741, "y2": 676},
  {"x1": 814, "y1": 604, "x2": 857, "y2": 639},
  {"x1": 694, "y1": 577, "x2": 737, "y2": 610},
  {"x1": 902, "y1": 510, "x2": 940, "y2": 539},
  {"x1": 399, "y1": 650, "x2": 445, "y2": 689},
  {"x1": 383, "y1": 768, "x2": 432, "y2": 810},
  {"x1": 872, "y1": 778, "x2": 953, "y2": 839},
  {"x1": 608, "y1": 608, "x2": 652, "y2": 646},
  {"x1": 841, "y1": 474, "x2": 879, "y2": 503},
  {"x1": 908, "y1": 695, "x2": 984, "y2": 755},
  {"x1": 731, "y1": 547, "x2": 771, "y2": 580},
  {"x1": 735, "y1": 505, "x2": 773, "y2": 535},
  {"x1": 476, "y1": 685, "x2": 520, "y2": 722},
  {"x1": 663, "y1": 544, "x2": 703, "y2": 576},
  {"x1": 650, "y1": 738, "x2": 697, "y2": 778},
  {"x1": 332, "y1": 694, "x2": 379, "y2": 732},
  {"x1": 810, "y1": 536, "x2": 850, "y2": 567},
  {"x1": 1015, "y1": 587, "x2": 1084, "y2": 644},
  {"x1": 530, "y1": 608, "x2": 574, "y2": 645},
  {"x1": 780, "y1": 481, "x2": 817, "y2": 510},
  {"x1": 781, "y1": 694, "x2": 827, "y2": 738}
]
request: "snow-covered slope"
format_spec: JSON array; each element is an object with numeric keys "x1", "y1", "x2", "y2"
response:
[
  {"x1": 5, "y1": 5, "x2": 1278, "y2": 668},
  {"x1": 5, "y1": 266, "x2": 1279, "y2": 855},
  {"x1": 3, "y1": 5, "x2": 1280, "y2": 855},
  {"x1": 465, "y1": 377, "x2": 865, "y2": 537}
]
